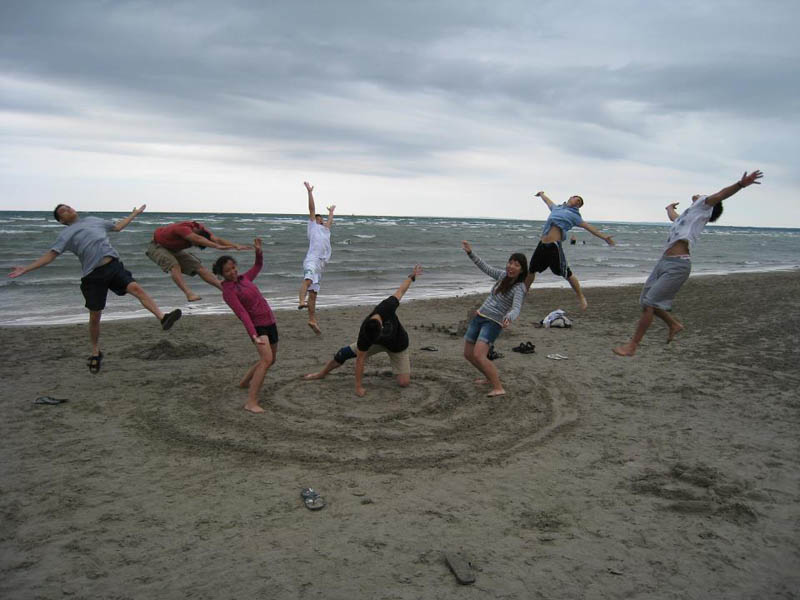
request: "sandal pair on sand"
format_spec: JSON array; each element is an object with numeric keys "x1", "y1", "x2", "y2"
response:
[
  {"x1": 512, "y1": 341, "x2": 536, "y2": 354},
  {"x1": 301, "y1": 488, "x2": 326, "y2": 510}
]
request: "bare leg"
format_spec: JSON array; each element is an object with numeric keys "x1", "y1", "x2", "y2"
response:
[
  {"x1": 307, "y1": 290, "x2": 321, "y2": 334},
  {"x1": 524, "y1": 271, "x2": 536, "y2": 292},
  {"x1": 654, "y1": 308, "x2": 684, "y2": 343},
  {"x1": 303, "y1": 358, "x2": 341, "y2": 380},
  {"x1": 88, "y1": 310, "x2": 102, "y2": 355},
  {"x1": 240, "y1": 343, "x2": 277, "y2": 388},
  {"x1": 567, "y1": 273, "x2": 588, "y2": 311},
  {"x1": 298, "y1": 278, "x2": 311, "y2": 308},
  {"x1": 244, "y1": 340, "x2": 274, "y2": 414},
  {"x1": 169, "y1": 265, "x2": 201, "y2": 301},
  {"x1": 613, "y1": 306, "x2": 655, "y2": 357},
  {"x1": 196, "y1": 266, "x2": 223, "y2": 292},
  {"x1": 464, "y1": 341, "x2": 504, "y2": 396},
  {"x1": 125, "y1": 282, "x2": 165, "y2": 320}
]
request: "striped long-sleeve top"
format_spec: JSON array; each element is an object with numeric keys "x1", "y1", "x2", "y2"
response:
[{"x1": 468, "y1": 251, "x2": 526, "y2": 324}]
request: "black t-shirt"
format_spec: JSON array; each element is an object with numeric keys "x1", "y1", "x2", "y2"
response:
[{"x1": 356, "y1": 296, "x2": 408, "y2": 353}]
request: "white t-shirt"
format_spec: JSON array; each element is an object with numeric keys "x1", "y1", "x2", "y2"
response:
[
  {"x1": 663, "y1": 196, "x2": 714, "y2": 253},
  {"x1": 305, "y1": 219, "x2": 331, "y2": 263}
]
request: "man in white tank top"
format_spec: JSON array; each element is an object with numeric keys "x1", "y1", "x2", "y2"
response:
[{"x1": 613, "y1": 170, "x2": 763, "y2": 357}]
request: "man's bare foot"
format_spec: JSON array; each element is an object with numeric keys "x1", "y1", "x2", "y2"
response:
[
  {"x1": 308, "y1": 321, "x2": 322, "y2": 335},
  {"x1": 578, "y1": 295, "x2": 588, "y2": 311},
  {"x1": 244, "y1": 403, "x2": 265, "y2": 414},
  {"x1": 487, "y1": 388, "x2": 506, "y2": 398},
  {"x1": 613, "y1": 343, "x2": 637, "y2": 357},
  {"x1": 667, "y1": 323, "x2": 684, "y2": 343},
  {"x1": 474, "y1": 378, "x2": 490, "y2": 386},
  {"x1": 187, "y1": 294, "x2": 202, "y2": 302},
  {"x1": 303, "y1": 372, "x2": 326, "y2": 380}
]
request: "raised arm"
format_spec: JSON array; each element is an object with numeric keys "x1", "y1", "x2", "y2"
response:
[
  {"x1": 705, "y1": 170, "x2": 763, "y2": 206},
  {"x1": 241, "y1": 238, "x2": 263, "y2": 281},
  {"x1": 8, "y1": 250, "x2": 59, "y2": 278},
  {"x1": 325, "y1": 204, "x2": 336, "y2": 229},
  {"x1": 578, "y1": 221, "x2": 615, "y2": 246},
  {"x1": 392, "y1": 264, "x2": 423, "y2": 301},
  {"x1": 666, "y1": 202, "x2": 680, "y2": 222},
  {"x1": 462, "y1": 241, "x2": 506, "y2": 279},
  {"x1": 535, "y1": 191, "x2": 556, "y2": 210},
  {"x1": 112, "y1": 205, "x2": 146, "y2": 232},
  {"x1": 304, "y1": 181, "x2": 316, "y2": 220}
]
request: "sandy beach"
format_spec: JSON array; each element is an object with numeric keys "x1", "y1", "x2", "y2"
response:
[{"x1": 1, "y1": 270, "x2": 799, "y2": 599}]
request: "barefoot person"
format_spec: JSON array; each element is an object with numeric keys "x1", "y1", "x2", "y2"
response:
[
  {"x1": 298, "y1": 181, "x2": 335, "y2": 334},
  {"x1": 526, "y1": 191, "x2": 615, "y2": 310},
  {"x1": 461, "y1": 241, "x2": 528, "y2": 397},
  {"x1": 214, "y1": 239, "x2": 278, "y2": 414},
  {"x1": 147, "y1": 220, "x2": 250, "y2": 301},
  {"x1": 303, "y1": 265, "x2": 423, "y2": 397},
  {"x1": 613, "y1": 170, "x2": 764, "y2": 357},
  {"x1": 8, "y1": 204, "x2": 182, "y2": 374}
]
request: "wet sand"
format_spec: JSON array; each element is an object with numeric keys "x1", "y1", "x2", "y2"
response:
[{"x1": 1, "y1": 270, "x2": 799, "y2": 598}]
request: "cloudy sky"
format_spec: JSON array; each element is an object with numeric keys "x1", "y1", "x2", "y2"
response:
[{"x1": 1, "y1": 0, "x2": 798, "y2": 226}]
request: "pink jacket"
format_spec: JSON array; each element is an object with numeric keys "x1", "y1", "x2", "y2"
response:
[{"x1": 221, "y1": 251, "x2": 276, "y2": 339}]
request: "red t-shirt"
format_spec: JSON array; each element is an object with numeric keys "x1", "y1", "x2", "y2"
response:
[{"x1": 153, "y1": 221, "x2": 208, "y2": 251}]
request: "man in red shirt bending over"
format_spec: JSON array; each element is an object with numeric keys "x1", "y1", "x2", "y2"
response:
[{"x1": 146, "y1": 220, "x2": 250, "y2": 301}]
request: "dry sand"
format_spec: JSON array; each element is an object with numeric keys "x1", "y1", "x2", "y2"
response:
[{"x1": 1, "y1": 270, "x2": 799, "y2": 599}]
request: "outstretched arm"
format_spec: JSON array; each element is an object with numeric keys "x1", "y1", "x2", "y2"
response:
[
  {"x1": 112, "y1": 205, "x2": 146, "y2": 232},
  {"x1": 355, "y1": 350, "x2": 368, "y2": 397},
  {"x1": 8, "y1": 250, "x2": 59, "y2": 278},
  {"x1": 462, "y1": 240, "x2": 505, "y2": 279},
  {"x1": 304, "y1": 181, "x2": 316, "y2": 219},
  {"x1": 184, "y1": 232, "x2": 235, "y2": 250},
  {"x1": 579, "y1": 222, "x2": 615, "y2": 246},
  {"x1": 705, "y1": 170, "x2": 763, "y2": 206},
  {"x1": 208, "y1": 232, "x2": 251, "y2": 251},
  {"x1": 392, "y1": 264, "x2": 423, "y2": 301},
  {"x1": 325, "y1": 204, "x2": 336, "y2": 229},
  {"x1": 535, "y1": 191, "x2": 556, "y2": 210},
  {"x1": 666, "y1": 203, "x2": 680, "y2": 222}
]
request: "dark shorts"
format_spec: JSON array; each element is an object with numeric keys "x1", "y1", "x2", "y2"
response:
[
  {"x1": 80, "y1": 259, "x2": 135, "y2": 311},
  {"x1": 530, "y1": 241, "x2": 572, "y2": 279},
  {"x1": 255, "y1": 324, "x2": 279, "y2": 345}
]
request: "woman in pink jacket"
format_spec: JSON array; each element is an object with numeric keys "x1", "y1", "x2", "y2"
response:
[{"x1": 213, "y1": 238, "x2": 277, "y2": 414}]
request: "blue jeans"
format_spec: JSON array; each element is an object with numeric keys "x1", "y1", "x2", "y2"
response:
[{"x1": 464, "y1": 315, "x2": 503, "y2": 345}]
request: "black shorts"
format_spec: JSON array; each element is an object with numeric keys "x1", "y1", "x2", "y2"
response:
[
  {"x1": 80, "y1": 259, "x2": 135, "y2": 311},
  {"x1": 529, "y1": 241, "x2": 572, "y2": 279},
  {"x1": 255, "y1": 324, "x2": 279, "y2": 345}
]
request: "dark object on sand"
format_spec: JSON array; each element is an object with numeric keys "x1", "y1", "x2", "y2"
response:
[
  {"x1": 445, "y1": 553, "x2": 476, "y2": 585},
  {"x1": 420, "y1": 346, "x2": 438, "y2": 352},
  {"x1": 34, "y1": 396, "x2": 68, "y2": 405},
  {"x1": 487, "y1": 344, "x2": 502, "y2": 360},
  {"x1": 301, "y1": 487, "x2": 326, "y2": 511},
  {"x1": 512, "y1": 341, "x2": 536, "y2": 354},
  {"x1": 87, "y1": 351, "x2": 103, "y2": 374}
]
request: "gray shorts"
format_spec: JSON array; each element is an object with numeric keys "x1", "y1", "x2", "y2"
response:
[
  {"x1": 639, "y1": 256, "x2": 691, "y2": 310},
  {"x1": 146, "y1": 241, "x2": 203, "y2": 276},
  {"x1": 349, "y1": 343, "x2": 411, "y2": 376}
]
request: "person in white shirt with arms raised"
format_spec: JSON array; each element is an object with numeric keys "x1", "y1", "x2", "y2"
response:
[
  {"x1": 613, "y1": 170, "x2": 763, "y2": 357},
  {"x1": 298, "y1": 181, "x2": 335, "y2": 334}
]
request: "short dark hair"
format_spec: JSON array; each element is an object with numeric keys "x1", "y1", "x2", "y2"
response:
[
  {"x1": 315, "y1": 213, "x2": 322, "y2": 219},
  {"x1": 709, "y1": 201, "x2": 724, "y2": 223},
  {"x1": 360, "y1": 318, "x2": 382, "y2": 345},
  {"x1": 212, "y1": 255, "x2": 235, "y2": 276},
  {"x1": 197, "y1": 229, "x2": 212, "y2": 249},
  {"x1": 53, "y1": 204, "x2": 67, "y2": 223}
]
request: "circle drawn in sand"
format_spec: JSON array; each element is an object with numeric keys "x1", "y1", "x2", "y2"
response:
[{"x1": 136, "y1": 366, "x2": 577, "y2": 471}]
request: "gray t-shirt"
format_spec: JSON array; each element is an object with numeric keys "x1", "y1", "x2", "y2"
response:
[{"x1": 51, "y1": 217, "x2": 119, "y2": 276}]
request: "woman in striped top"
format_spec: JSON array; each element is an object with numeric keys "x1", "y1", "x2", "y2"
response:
[{"x1": 461, "y1": 241, "x2": 528, "y2": 397}]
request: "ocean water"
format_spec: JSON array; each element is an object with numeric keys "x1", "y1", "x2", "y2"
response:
[{"x1": 1, "y1": 211, "x2": 798, "y2": 326}]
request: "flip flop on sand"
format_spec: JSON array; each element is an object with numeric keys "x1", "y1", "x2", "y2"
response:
[
  {"x1": 301, "y1": 488, "x2": 326, "y2": 511},
  {"x1": 444, "y1": 553, "x2": 476, "y2": 585},
  {"x1": 34, "y1": 396, "x2": 68, "y2": 405},
  {"x1": 546, "y1": 353, "x2": 568, "y2": 360},
  {"x1": 161, "y1": 309, "x2": 182, "y2": 331},
  {"x1": 421, "y1": 346, "x2": 438, "y2": 351}
]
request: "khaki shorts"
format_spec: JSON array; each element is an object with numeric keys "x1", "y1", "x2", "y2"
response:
[
  {"x1": 146, "y1": 241, "x2": 203, "y2": 275},
  {"x1": 350, "y1": 343, "x2": 411, "y2": 376}
]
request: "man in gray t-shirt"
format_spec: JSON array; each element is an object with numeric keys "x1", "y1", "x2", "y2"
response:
[{"x1": 9, "y1": 204, "x2": 182, "y2": 373}]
